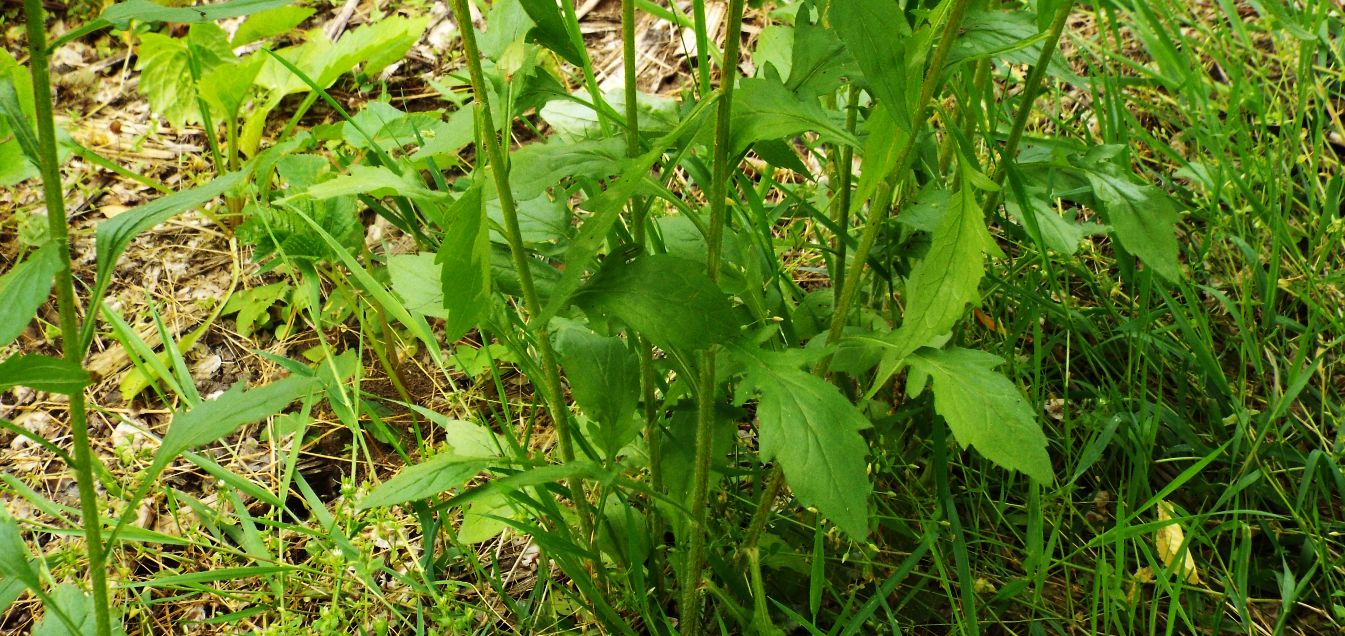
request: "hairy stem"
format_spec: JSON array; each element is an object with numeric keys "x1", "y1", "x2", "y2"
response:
[
  {"x1": 680, "y1": 0, "x2": 745, "y2": 631},
  {"x1": 447, "y1": 0, "x2": 592, "y2": 540},
  {"x1": 22, "y1": 2, "x2": 112, "y2": 635}
]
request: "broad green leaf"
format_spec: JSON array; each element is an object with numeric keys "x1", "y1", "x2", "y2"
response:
[
  {"x1": 0, "y1": 243, "x2": 62, "y2": 347},
  {"x1": 221, "y1": 281, "x2": 290, "y2": 337},
  {"x1": 101, "y1": 0, "x2": 292, "y2": 29},
  {"x1": 150, "y1": 375, "x2": 316, "y2": 477},
  {"x1": 359, "y1": 452, "x2": 492, "y2": 509},
  {"x1": 539, "y1": 88, "x2": 680, "y2": 143},
  {"x1": 1003, "y1": 173, "x2": 1104, "y2": 256},
  {"x1": 479, "y1": 0, "x2": 534, "y2": 60},
  {"x1": 95, "y1": 170, "x2": 250, "y2": 306},
  {"x1": 518, "y1": 0, "x2": 586, "y2": 67},
  {"x1": 1081, "y1": 164, "x2": 1182, "y2": 281},
  {"x1": 729, "y1": 78, "x2": 858, "y2": 154},
  {"x1": 0, "y1": 513, "x2": 39, "y2": 592},
  {"x1": 551, "y1": 318, "x2": 640, "y2": 458},
  {"x1": 830, "y1": 0, "x2": 914, "y2": 129},
  {"x1": 435, "y1": 186, "x2": 492, "y2": 342},
  {"x1": 754, "y1": 24, "x2": 793, "y2": 81},
  {"x1": 32, "y1": 584, "x2": 99, "y2": 636},
  {"x1": 887, "y1": 186, "x2": 993, "y2": 359},
  {"x1": 0, "y1": 355, "x2": 91, "y2": 395},
  {"x1": 136, "y1": 24, "x2": 235, "y2": 127},
  {"x1": 574, "y1": 254, "x2": 737, "y2": 353},
  {"x1": 286, "y1": 165, "x2": 449, "y2": 202},
  {"x1": 343, "y1": 101, "x2": 448, "y2": 153},
  {"x1": 508, "y1": 136, "x2": 628, "y2": 200},
  {"x1": 0, "y1": 76, "x2": 39, "y2": 183},
  {"x1": 907, "y1": 347, "x2": 1053, "y2": 482},
  {"x1": 388, "y1": 253, "x2": 450, "y2": 318},
  {"x1": 457, "y1": 489, "x2": 515, "y2": 544},
  {"x1": 328, "y1": 15, "x2": 430, "y2": 79},
  {"x1": 944, "y1": 10, "x2": 1080, "y2": 84},
  {"x1": 734, "y1": 348, "x2": 871, "y2": 537},
  {"x1": 231, "y1": 5, "x2": 315, "y2": 46},
  {"x1": 484, "y1": 181, "x2": 572, "y2": 245},
  {"x1": 786, "y1": 8, "x2": 860, "y2": 100},
  {"x1": 199, "y1": 53, "x2": 264, "y2": 123}
]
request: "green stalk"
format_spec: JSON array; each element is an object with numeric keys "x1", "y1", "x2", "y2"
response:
[
  {"x1": 829, "y1": 86, "x2": 861, "y2": 300},
  {"x1": 741, "y1": 0, "x2": 975, "y2": 556},
  {"x1": 982, "y1": 0, "x2": 1077, "y2": 215},
  {"x1": 690, "y1": 0, "x2": 711, "y2": 97},
  {"x1": 22, "y1": 2, "x2": 112, "y2": 634},
  {"x1": 680, "y1": 0, "x2": 745, "y2": 631},
  {"x1": 447, "y1": 0, "x2": 592, "y2": 540}
]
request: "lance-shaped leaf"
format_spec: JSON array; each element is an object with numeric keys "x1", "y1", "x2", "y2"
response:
[
  {"x1": 830, "y1": 0, "x2": 915, "y2": 129},
  {"x1": 574, "y1": 254, "x2": 737, "y2": 353},
  {"x1": 359, "y1": 417, "x2": 502, "y2": 509},
  {"x1": 0, "y1": 355, "x2": 90, "y2": 395},
  {"x1": 734, "y1": 347, "x2": 872, "y2": 537},
  {"x1": 0, "y1": 243, "x2": 62, "y2": 347},
  {"x1": 551, "y1": 318, "x2": 640, "y2": 458},
  {"x1": 729, "y1": 78, "x2": 858, "y2": 155},
  {"x1": 907, "y1": 347, "x2": 1053, "y2": 482},
  {"x1": 1081, "y1": 164, "x2": 1182, "y2": 281},
  {"x1": 887, "y1": 186, "x2": 993, "y2": 360},
  {"x1": 435, "y1": 185, "x2": 492, "y2": 342}
]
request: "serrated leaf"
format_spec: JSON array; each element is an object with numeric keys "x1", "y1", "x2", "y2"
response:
[
  {"x1": 199, "y1": 53, "x2": 264, "y2": 123},
  {"x1": 0, "y1": 243, "x2": 62, "y2": 347},
  {"x1": 0, "y1": 514, "x2": 39, "y2": 592},
  {"x1": 136, "y1": 24, "x2": 235, "y2": 127},
  {"x1": 830, "y1": 0, "x2": 914, "y2": 129},
  {"x1": 508, "y1": 136, "x2": 627, "y2": 200},
  {"x1": 359, "y1": 452, "x2": 492, "y2": 509},
  {"x1": 435, "y1": 186, "x2": 491, "y2": 342},
  {"x1": 786, "y1": 8, "x2": 859, "y2": 100},
  {"x1": 551, "y1": 318, "x2": 640, "y2": 458},
  {"x1": 943, "y1": 9, "x2": 1078, "y2": 84},
  {"x1": 150, "y1": 375, "x2": 316, "y2": 477},
  {"x1": 574, "y1": 254, "x2": 737, "y2": 353},
  {"x1": 1081, "y1": 165, "x2": 1182, "y2": 281},
  {"x1": 886, "y1": 187, "x2": 992, "y2": 360},
  {"x1": 734, "y1": 347, "x2": 871, "y2": 537},
  {"x1": 729, "y1": 78, "x2": 858, "y2": 154},
  {"x1": 907, "y1": 347, "x2": 1052, "y2": 482},
  {"x1": 0, "y1": 355, "x2": 91, "y2": 394}
]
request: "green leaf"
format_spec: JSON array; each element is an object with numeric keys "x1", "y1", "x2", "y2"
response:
[
  {"x1": 0, "y1": 513, "x2": 39, "y2": 592},
  {"x1": 135, "y1": 24, "x2": 235, "y2": 127},
  {"x1": 830, "y1": 0, "x2": 915, "y2": 129},
  {"x1": 0, "y1": 355, "x2": 91, "y2": 395},
  {"x1": 0, "y1": 243, "x2": 62, "y2": 347},
  {"x1": 199, "y1": 53, "x2": 264, "y2": 123},
  {"x1": 479, "y1": 0, "x2": 534, "y2": 60},
  {"x1": 574, "y1": 254, "x2": 738, "y2": 353},
  {"x1": 786, "y1": 8, "x2": 859, "y2": 100},
  {"x1": 734, "y1": 348, "x2": 871, "y2": 537},
  {"x1": 457, "y1": 489, "x2": 515, "y2": 544},
  {"x1": 231, "y1": 5, "x2": 315, "y2": 47},
  {"x1": 101, "y1": 0, "x2": 292, "y2": 29},
  {"x1": 150, "y1": 375, "x2": 317, "y2": 477},
  {"x1": 95, "y1": 170, "x2": 250, "y2": 307},
  {"x1": 518, "y1": 0, "x2": 586, "y2": 67},
  {"x1": 359, "y1": 452, "x2": 492, "y2": 509},
  {"x1": 730, "y1": 78, "x2": 858, "y2": 154},
  {"x1": 508, "y1": 136, "x2": 628, "y2": 201},
  {"x1": 1081, "y1": 164, "x2": 1182, "y2": 281},
  {"x1": 551, "y1": 318, "x2": 640, "y2": 458},
  {"x1": 435, "y1": 186, "x2": 492, "y2": 342},
  {"x1": 288, "y1": 164, "x2": 449, "y2": 203},
  {"x1": 907, "y1": 347, "x2": 1053, "y2": 482},
  {"x1": 887, "y1": 186, "x2": 993, "y2": 359},
  {"x1": 0, "y1": 76, "x2": 39, "y2": 181},
  {"x1": 388, "y1": 253, "x2": 449, "y2": 318}
]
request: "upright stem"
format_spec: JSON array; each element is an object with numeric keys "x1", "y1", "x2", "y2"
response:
[
  {"x1": 448, "y1": 0, "x2": 592, "y2": 539},
  {"x1": 681, "y1": 0, "x2": 745, "y2": 631},
  {"x1": 982, "y1": 0, "x2": 1077, "y2": 215},
  {"x1": 741, "y1": 0, "x2": 974, "y2": 555},
  {"x1": 22, "y1": 3, "x2": 112, "y2": 635}
]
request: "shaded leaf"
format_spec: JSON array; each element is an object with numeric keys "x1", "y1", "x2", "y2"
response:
[
  {"x1": 508, "y1": 136, "x2": 628, "y2": 200},
  {"x1": 435, "y1": 186, "x2": 492, "y2": 342},
  {"x1": 359, "y1": 452, "x2": 492, "y2": 509},
  {"x1": 830, "y1": 0, "x2": 914, "y2": 128},
  {"x1": 1081, "y1": 164, "x2": 1182, "y2": 281},
  {"x1": 101, "y1": 0, "x2": 292, "y2": 29},
  {"x1": 734, "y1": 347, "x2": 871, "y2": 537},
  {"x1": 907, "y1": 347, "x2": 1053, "y2": 482},
  {"x1": 232, "y1": 5, "x2": 315, "y2": 47},
  {"x1": 518, "y1": 0, "x2": 586, "y2": 66},
  {"x1": 730, "y1": 78, "x2": 857, "y2": 154},
  {"x1": 552, "y1": 318, "x2": 640, "y2": 458},
  {"x1": 575, "y1": 254, "x2": 737, "y2": 353},
  {"x1": 786, "y1": 8, "x2": 859, "y2": 100}
]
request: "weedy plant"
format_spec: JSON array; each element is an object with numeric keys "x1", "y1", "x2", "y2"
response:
[{"x1": 1, "y1": 0, "x2": 1200, "y2": 633}]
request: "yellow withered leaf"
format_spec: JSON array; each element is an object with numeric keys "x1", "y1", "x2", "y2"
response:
[{"x1": 1155, "y1": 500, "x2": 1200, "y2": 585}]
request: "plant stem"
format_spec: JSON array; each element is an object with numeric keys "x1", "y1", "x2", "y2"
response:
[
  {"x1": 830, "y1": 86, "x2": 861, "y2": 302},
  {"x1": 681, "y1": 0, "x2": 745, "y2": 631},
  {"x1": 22, "y1": 2, "x2": 112, "y2": 635},
  {"x1": 741, "y1": 0, "x2": 974, "y2": 556},
  {"x1": 982, "y1": 0, "x2": 1078, "y2": 215},
  {"x1": 447, "y1": 0, "x2": 592, "y2": 540}
]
